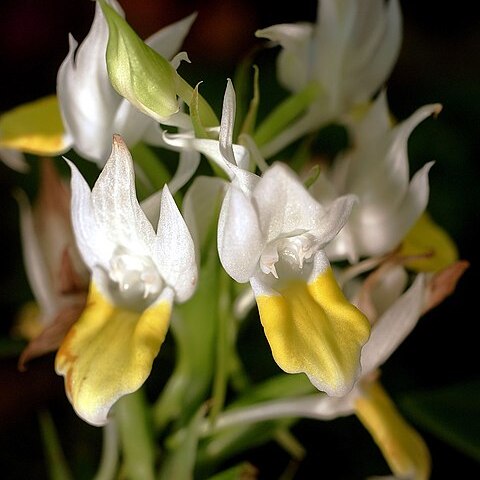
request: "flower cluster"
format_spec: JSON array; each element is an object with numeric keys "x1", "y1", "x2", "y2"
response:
[{"x1": 1, "y1": 1, "x2": 468, "y2": 479}]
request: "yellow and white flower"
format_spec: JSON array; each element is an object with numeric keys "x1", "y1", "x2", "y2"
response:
[
  {"x1": 55, "y1": 135, "x2": 197, "y2": 426},
  {"x1": 165, "y1": 80, "x2": 370, "y2": 397}
]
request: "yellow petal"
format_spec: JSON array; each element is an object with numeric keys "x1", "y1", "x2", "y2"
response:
[
  {"x1": 0, "y1": 95, "x2": 68, "y2": 155},
  {"x1": 55, "y1": 284, "x2": 171, "y2": 426},
  {"x1": 355, "y1": 380, "x2": 431, "y2": 480},
  {"x1": 256, "y1": 268, "x2": 370, "y2": 396},
  {"x1": 400, "y1": 212, "x2": 458, "y2": 272}
]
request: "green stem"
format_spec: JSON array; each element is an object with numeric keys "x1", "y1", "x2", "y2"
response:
[
  {"x1": 209, "y1": 271, "x2": 232, "y2": 424},
  {"x1": 38, "y1": 410, "x2": 73, "y2": 480},
  {"x1": 116, "y1": 389, "x2": 156, "y2": 480},
  {"x1": 253, "y1": 82, "x2": 320, "y2": 147},
  {"x1": 93, "y1": 421, "x2": 120, "y2": 480},
  {"x1": 153, "y1": 240, "x2": 220, "y2": 431}
]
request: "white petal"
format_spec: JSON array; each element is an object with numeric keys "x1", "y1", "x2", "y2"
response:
[
  {"x1": 168, "y1": 149, "x2": 201, "y2": 195},
  {"x1": 311, "y1": 194, "x2": 357, "y2": 249},
  {"x1": 155, "y1": 186, "x2": 197, "y2": 302},
  {"x1": 66, "y1": 158, "x2": 106, "y2": 269},
  {"x1": 370, "y1": 265, "x2": 408, "y2": 318},
  {"x1": 145, "y1": 13, "x2": 197, "y2": 60},
  {"x1": 218, "y1": 184, "x2": 264, "y2": 283},
  {"x1": 346, "y1": 0, "x2": 402, "y2": 103},
  {"x1": 219, "y1": 79, "x2": 237, "y2": 166},
  {"x1": 256, "y1": 23, "x2": 313, "y2": 92},
  {"x1": 15, "y1": 190, "x2": 57, "y2": 317},
  {"x1": 112, "y1": 99, "x2": 158, "y2": 147},
  {"x1": 162, "y1": 132, "x2": 257, "y2": 192},
  {"x1": 91, "y1": 136, "x2": 156, "y2": 254},
  {"x1": 354, "y1": 161, "x2": 433, "y2": 256},
  {"x1": 361, "y1": 274, "x2": 426, "y2": 376},
  {"x1": 252, "y1": 162, "x2": 325, "y2": 242},
  {"x1": 57, "y1": 3, "x2": 122, "y2": 163}
]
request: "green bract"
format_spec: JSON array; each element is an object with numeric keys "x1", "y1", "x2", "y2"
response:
[{"x1": 99, "y1": 0, "x2": 179, "y2": 122}]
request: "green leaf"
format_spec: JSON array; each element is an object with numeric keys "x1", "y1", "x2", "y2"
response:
[{"x1": 400, "y1": 380, "x2": 480, "y2": 462}]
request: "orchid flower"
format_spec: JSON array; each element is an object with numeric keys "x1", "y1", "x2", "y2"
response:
[
  {"x1": 310, "y1": 91, "x2": 442, "y2": 263},
  {"x1": 57, "y1": 0, "x2": 196, "y2": 165},
  {"x1": 14, "y1": 159, "x2": 89, "y2": 368},
  {"x1": 164, "y1": 80, "x2": 370, "y2": 397},
  {"x1": 255, "y1": 0, "x2": 402, "y2": 157},
  {"x1": 55, "y1": 135, "x2": 197, "y2": 426},
  {"x1": 207, "y1": 260, "x2": 468, "y2": 479}
]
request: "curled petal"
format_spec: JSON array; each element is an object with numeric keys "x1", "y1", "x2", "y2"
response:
[
  {"x1": 55, "y1": 284, "x2": 172, "y2": 426},
  {"x1": 254, "y1": 267, "x2": 370, "y2": 396}
]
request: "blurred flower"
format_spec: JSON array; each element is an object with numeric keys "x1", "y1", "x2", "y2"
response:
[
  {"x1": 55, "y1": 135, "x2": 197, "y2": 425},
  {"x1": 255, "y1": 0, "x2": 402, "y2": 157},
  {"x1": 209, "y1": 259, "x2": 468, "y2": 479},
  {"x1": 14, "y1": 159, "x2": 89, "y2": 368},
  {"x1": 310, "y1": 91, "x2": 442, "y2": 263}
]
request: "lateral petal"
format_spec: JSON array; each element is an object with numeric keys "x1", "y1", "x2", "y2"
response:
[
  {"x1": 217, "y1": 184, "x2": 265, "y2": 283},
  {"x1": 154, "y1": 186, "x2": 197, "y2": 302},
  {"x1": 55, "y1": 284, "x2": 172, "y2": 426}
]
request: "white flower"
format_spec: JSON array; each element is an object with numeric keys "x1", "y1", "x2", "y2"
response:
[
  {"x1": 55, "y1": 134, "x2": 197, "y2": 426},
  {"x1": 311, "y1": 91, "x2": 442, "y2": 263},
  {"x1": 57, "y1": 0, "x2": 196, "y2": 164},
  {"x1": 256, "y1": 0, "x2": 402, "y2": 157},
  {"x1": 164, "y1": 79, "x2": 370, "y2": 396}
]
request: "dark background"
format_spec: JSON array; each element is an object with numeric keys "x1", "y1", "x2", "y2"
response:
[{"x1": 1, "y1": 1, "x2": 479, "y2": 478}]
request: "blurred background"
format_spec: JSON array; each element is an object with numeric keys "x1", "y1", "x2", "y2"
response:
[{"x1": 0, "y1": 1, "x2": 479, "y2": 478}]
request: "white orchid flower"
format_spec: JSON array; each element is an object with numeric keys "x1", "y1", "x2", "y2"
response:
[
  {"x1": 310, "y1": 91, "x2": 442, "y2": 263},
  {"x1": 164, "y1": 79, "x2": 370, "y2": 397},
  {"x1": 57, "y1": 0, "x2": 196, "y2": 164},
  {"x1": 210, "y1": 260, "x2": 468, "y2": 479},
  {"x1": 209, "y1": 267, "x2": 429, "y2": 479},
  {"x1": 55, "y1": 135, "x2": 197, "y2": 426},
  {"x1": 256, "y1": 0, "x2": 402, "y2": 157}
]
